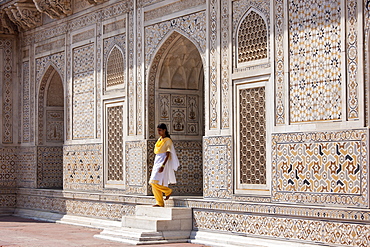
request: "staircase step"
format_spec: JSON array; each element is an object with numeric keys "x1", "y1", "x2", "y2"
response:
[
  {"x1": 99, "y1": 227, "x2": 164, "y2": 241},
  {"x1": 95, "y1": 206, "x2": 193, "y2": 245},
  {"x1": 123, "y1": 215, "x2": 192, "y2": 231},
  {"x1": 135, "y1": 205, "x2": 192, "y2": 220},
  {"x1": 56, "y1": 214, "x2": 121, "y2": 229},
  {"x1": 94, "y1": 227, "x2": 190, "y2": 245}
]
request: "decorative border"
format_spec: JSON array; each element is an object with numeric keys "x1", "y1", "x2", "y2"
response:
[
  {"x1": 128, "y1": 7, "x2": 136, "y2": 135},
  {"x1": 203, "y1": 136, "x2": 232, "y2": 198},
  {"x1": 22, "y1": 61, "x2": 30, "y2": 143},
  {"x1": 272, "y1": 129, "x2": 369, "y2": 207},
  {"x1": 15, "y1": 187, "x2": 370, "y2": 223},
  {"x1": 145, "y1": 11, "x2": 206, "y2": 68},
  {"x1": 1, "y1": 39, "x2": 14, "y2": 143},
  {"x1": 125, "y1": 140, "x2": 148, "y2": 194},
  {"x1": 274, "y1": 0, "x2": 285, "y2": 125},
  {"x1": 23, "y1": 2, "x2": 130, "y2": 46},
  {"x1": 96, "y1": 20, "x2": 102, "y2": 139},
  {"x1": 221, "y1": 0, "x2": 230, "y2": 129},
  {"x1": 346, "y1": 0, "x2": 359, "y2": 119},
  {"x1": 209, "y1": 0, "x2": 218, "y2": 129},
  {"x1": 136, "y1": 5, "x2": 143, "y2": 135},
  {"x1": 17, "y1": 193, "x2": 135, "y2": 221},
  {"x1": 193, "y1": 209, "x2": 370, "y2": 247}
]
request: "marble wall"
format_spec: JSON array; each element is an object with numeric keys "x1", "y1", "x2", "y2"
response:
[{"x1": 0, "y1": 0, "x2": 369, "y2": 245}]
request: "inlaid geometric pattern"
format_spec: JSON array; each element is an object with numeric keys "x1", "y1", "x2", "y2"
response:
[
  {"x1": 209, "y1": 0, "x2": 218, "y2": 130},
  {"x1": 193, "y1": 209, "x2": 370, "y2": 247},
  {"x1": 272, "y1": 130, "x2": 368, "y2": 207},
  {"x1": 22, "y1": 61, "x2": 30, "y2": 143},
  {"x1": 96, "y1": 21, "x2": 102, "y2": 140},
  {"x1": 0, "y1": 194, "x2": 16, "y2": 208},
  {"x1": 127, "y1": 148, "x2": 143, "y2": 186},
  {"x1": 346, "y1": 0, "x2": 359, "y2": 119},
  {"x1": 239, "y1": 87, "x2": 266, "y2": 184},
  {"x1": 145, "y1": 11, "x2": 206, "y2": 68},
  {"x1": 274, "y1": 0, "x2": 285, "y2": 124},
  {"x1": 147, "y1": 140, "x2": 203, "y2": 195},
  {"x1": 278, "y1": 142, "x2": 361, "y2": 194},
  {"x1": 64, "y1": 144, "x2": 103, "y2": 191},
  {"x1": 17, "y1": 192, "x2": 135, "y2": 221},
  {"x1": 289, "y1": 0, "x2": 342, "y2": 122},
  {"x1": 238, "y1": 11, "x2": 267, "y2": 63},
  {"x1": 233, "y1": 0, "x2": 270, "y2": 74},
  {"x1": 0, "y1": 148, "x2": 16, "y2": 187},
  {"x1": 106, "y1": 47, "x2": 125, "y2": 87},
  {"x1": 203, "y1": 136, "x2": 232, "y2": 199},
  {"x1": 37, "y1": 146, "x2": 63, "y2": 189},
  {"x1": 129, "y1": 9, "x2": 137, "y2": 136},
  {"x1": 17, "y1": 147, "x2": 37, "y2": 188},
  {"x1": 72, "y1": 44, "x2": 95, "y2": 139},
  {"x1": 107, "y1": 105, "x2": 123, "y2": 182},
  {"x1": 221, "y1": 0, "x2": 230, "y2": 129},
  {"x1": 126, "y1": 141, "x2": 147, "y2": 194},
  {"x1": 0, "y1": 39, "x2": 14, "y2": 143}
]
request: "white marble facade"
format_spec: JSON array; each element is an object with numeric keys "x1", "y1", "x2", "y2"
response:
[{"x1": 0, "y1": 0, "x2": 370, "y2": 246}]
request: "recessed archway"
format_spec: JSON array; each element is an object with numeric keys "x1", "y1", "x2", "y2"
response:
[
  {"x1": 37, "y1": 65, "x2": 64, "y2": 189},
  {"x1": 147, "y1": 32, "x2": 205, "y2": 196}
]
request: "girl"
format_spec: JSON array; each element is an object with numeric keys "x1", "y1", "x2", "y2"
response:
[{"x1": 149, "y1": 123, "x2": 180, "y2": 207}]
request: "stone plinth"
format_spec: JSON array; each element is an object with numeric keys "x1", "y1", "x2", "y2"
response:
[{"x1": 94, "y1": 205, "x2": 192, "y2": 245}]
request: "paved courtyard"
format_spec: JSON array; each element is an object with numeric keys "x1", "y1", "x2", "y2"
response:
[{"x1": 0, "y1": 216, "x2": 207, "y2": 247}]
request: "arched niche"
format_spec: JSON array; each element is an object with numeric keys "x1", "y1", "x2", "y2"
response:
[
  {"x1": 37, "y1": 65, "x2": 64, "y2": 189},
  {"x1": 147, "y1": 32, "x2": 204, "y2": 196},
  {"x1": 236, "y1": 9, "x2": 268, "y2": 66}
]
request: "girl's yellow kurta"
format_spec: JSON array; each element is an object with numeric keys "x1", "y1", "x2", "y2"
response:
[{"x1": 149, "y1": 137, "x2": 179, "y2": 207}]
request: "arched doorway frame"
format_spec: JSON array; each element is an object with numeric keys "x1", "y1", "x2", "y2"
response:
[
  {"x1": 146, "y1": 30, "x2": 206, "y2": 139},
  {"x1": 36, "y1": 64, "x2": 65, "y2": 189},
  {"x1": 146, "y1": 30, "x2": 206, "y2": 196},
  {"x1": 37, "y1": 64, "x2": 65, "y2": 145}
]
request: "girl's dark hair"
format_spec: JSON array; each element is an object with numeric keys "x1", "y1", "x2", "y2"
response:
[{"x1": 157, "y1": 123, "x2": 171, "y2": 138}]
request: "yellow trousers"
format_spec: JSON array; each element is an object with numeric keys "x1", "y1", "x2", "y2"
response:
[{"x1": 150, "y1": 181, "x2": 172, "y2": 207}]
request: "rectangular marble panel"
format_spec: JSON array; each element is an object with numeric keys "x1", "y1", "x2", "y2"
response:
[
  {"x1": 272, "y1": 129, "x2": 368, "y2": 207},
  {"x1": 203, "y1": 136, "x2": 232, "y2": 199}
]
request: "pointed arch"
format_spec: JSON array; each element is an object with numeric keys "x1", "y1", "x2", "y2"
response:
[
  {"x1": 36, "y1": 65, "x2": 64, "y2": 189},
  {"x1": 236, "y1": 8, "x2": 268, "y2": 65},
  {"x1": 147, "y1": 31, "x2": 205, "y2": 138},
  {"x1": 105, "y1": 45, "x2": 125, "y2": 89},
  {"x1": 147, "y1": 31, "x2": 205, "y2": 196},
  {"x1": 37, "y1": 65, "x2": 64, "y2": 145}
]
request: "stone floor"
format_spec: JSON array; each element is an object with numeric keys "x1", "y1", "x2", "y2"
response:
[{"x1": 0, "y1": 216, "x2": 208, "y2": 247}]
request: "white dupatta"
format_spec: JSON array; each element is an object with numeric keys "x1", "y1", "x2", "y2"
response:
[{"x1": 150, "y1": 142, "x2": 180, "y2": 186}]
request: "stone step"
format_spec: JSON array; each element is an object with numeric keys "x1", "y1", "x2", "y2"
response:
[
  {"x1": 94, "y1": 227, "x2": 190, "y2": 245},
  {"x1": 122, "y1": 215, "x2": 192, "y2": 231},
  {"x1": 57, "y1": 214, "x2": 121, "y2": 229},
  {"x1": 99, "y1": 227, "x2": 164, "y2": 241},
  {"x1": 135, "y1": 205, "x2": 192, "y2": 220},
  {"x1": 95, "y1": 206, "x2": 193, "y2": 245}
]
